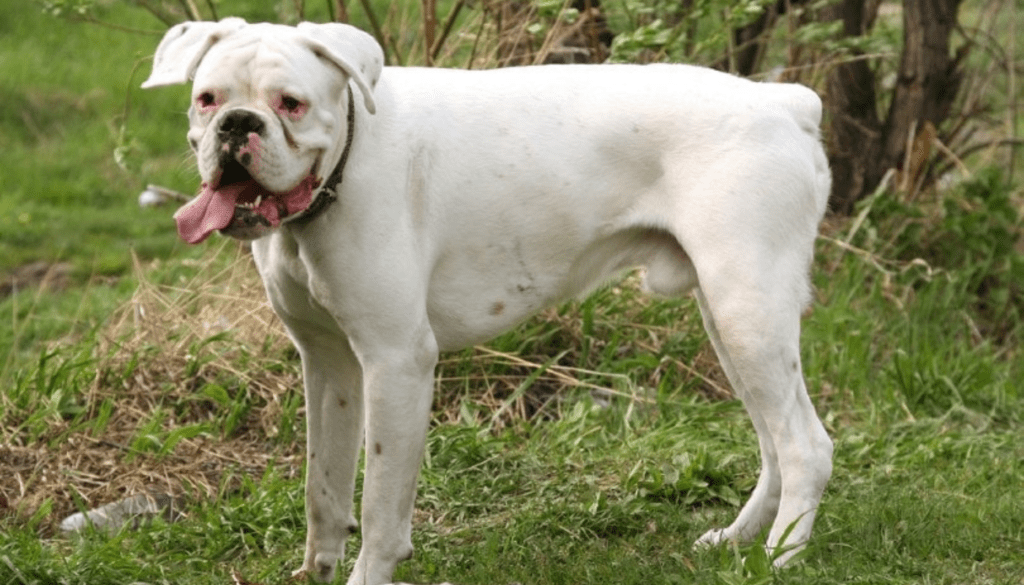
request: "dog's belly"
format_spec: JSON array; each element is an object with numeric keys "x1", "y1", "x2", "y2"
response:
[
  {"x1": 425, "y1": 239, "x2": 577, "y2": 350},
  {"x1": 424, "y1": 225, "x2": 695, "y2": 351}
]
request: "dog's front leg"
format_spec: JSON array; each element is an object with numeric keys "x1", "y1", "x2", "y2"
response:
[
  {"x1": 348, "y1": 325, "x2": 438, "y2": 585},
  {"x1": 291, "y1": 329, "x2": 365, "y2": 583}
]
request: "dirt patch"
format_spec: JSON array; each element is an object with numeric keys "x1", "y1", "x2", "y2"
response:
[{"x1": 0, "y1": 261, "x2": 74, "y2": 299}]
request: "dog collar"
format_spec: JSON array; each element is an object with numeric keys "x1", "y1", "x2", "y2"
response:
[{"x1": 284, "y1": 85, "x2": 356, "y2": 226}]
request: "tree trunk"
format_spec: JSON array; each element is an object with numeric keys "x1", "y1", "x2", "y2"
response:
[
  {"x1": 825, "y1": 0, "x2": 964, "y2": 214},
  {"x1": 879, "y1": 0, "x2": 964, "y2": 174},
  {"x1": 825, "y1": 0, "x2": 883, "y2": 214}
]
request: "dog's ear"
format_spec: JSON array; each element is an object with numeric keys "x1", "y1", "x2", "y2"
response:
[
  {"x1": 141, "y1": 17, "x2": 248, "y2": 89},
  {"x1": 297, "y1": 22, "x2": 384, "y2": 115}
]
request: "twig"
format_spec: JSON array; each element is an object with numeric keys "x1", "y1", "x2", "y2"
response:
[
  {"x1": 724, "y1": 6, "x2": 735, "y2": 72},
  {"x1": 748, "y1": 51, "x2": 898, "y2": 80},
  {"x1": 533, "y1": 0, "x2": 570, "y2": 65},
  {"x1": 951, "y1": 138, "x2": 1024, "y2": 162},
  {"x1": 900, "y1": 119, "x2": 918, "y2": 192},
  {"x1": 465, "y1": 9, "x2": 488, "y2": 69},
  {"x1": 498, "y1": 4, "x2": 535, "y2": 67},
  {"x1": 634, "y1": 339, "x2": 732, "y2": 400},
  {"x1": 70, "y1": 13, "x2": 166, "y2": 35},
  {"x1": 333, "y1": 0, "x2": 349, "y2": 23},
  {"x1": 357, "y1": 0, "x2": 391, "y2": 64},
  {"x1": 1006, "y1": 0, "x2": 1018, "y2": 182},
  {"x1": 382, "y1": 1, "x2": 406, "y2": 65},
  {"x1": 931, "y1": 135, "x2": 971, "y2": 177},
  {"x1": 843, "y1": 168, "x2": 894, "y2": 249},
  {"x1": 175, "y1": 0, "x2": 199, "y2": 21},
  {"x1": 146, "y1": 184, "x2": 191, "y2": 203},
  {"x1": 186, "y1": 0, "x2": 202, "y2": 19},
  {"x1": 431, "y1": 0, "x2": 465, "y2": 63},
  {"x1": 134, "y1": 0, "x2": 178, "y2": 26},
  {"x1": 471, "y1": 346, "x2": 652, "y2": 403},
  {"x1": 820, "y1": 235, "x2": 935, "y2": 282},
  {"x1": 422, "y1": 0, "x2": 437, "y2": 66}
]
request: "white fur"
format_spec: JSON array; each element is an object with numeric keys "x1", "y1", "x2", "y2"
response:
[{"x1": 144, "y1": 19, "x2": 833, "y2": 585}]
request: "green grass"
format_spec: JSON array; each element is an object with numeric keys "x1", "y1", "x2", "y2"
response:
[
  {"x1": 0, "y1": 1, "x2": 205, "y2": 372},
  {"x1": 2, "y1": 2, "x2": 1023, "y2": 585},
  {"x1": 3, "y1": 398, "x2": 1022, "y2": 585},
  {"x1": 2, "y1": 238, "x2": 1022, "y2": 584},
  {"x1": 0, "y1": 2, "x2": 195, "y2": 275}
]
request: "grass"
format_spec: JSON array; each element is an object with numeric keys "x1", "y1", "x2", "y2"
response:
[
  {"x1": 0, "y1": 2, "x2": 193, "y2": 274},
  {"x1": 2, "y1": 1, "x2": 1024, "y2": 585},
  {"x1": 2, "y1": 232, "x2": 1022, "y2": 585},
  {"x1": 0, "y1": 0, "x2": 200, "y2": 372}
]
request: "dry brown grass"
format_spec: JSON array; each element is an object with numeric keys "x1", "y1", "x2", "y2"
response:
[{"x1": 2, "y1": 243, "x2": 302, "y2": 531}]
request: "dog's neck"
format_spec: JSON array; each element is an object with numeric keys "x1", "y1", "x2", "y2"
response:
[{"x1": 284, "y1": 85, "x2": 356, "y2": 226}]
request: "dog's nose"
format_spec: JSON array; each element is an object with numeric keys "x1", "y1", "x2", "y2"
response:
[{"x1": 218, "y1": 110, "x2": 265, "y2": 143}]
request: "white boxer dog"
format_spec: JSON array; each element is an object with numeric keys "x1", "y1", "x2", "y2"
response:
[{"x1": 142, "y1": 18, "x2": 833, "y2": 584}]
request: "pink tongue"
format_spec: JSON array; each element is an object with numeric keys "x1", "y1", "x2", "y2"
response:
[
  {"x1": 173, "y1": 177, "x2": 317, "y2": 244},
  {"x1": 174, "y1": 182, "x2": 248, "y2": 244}
]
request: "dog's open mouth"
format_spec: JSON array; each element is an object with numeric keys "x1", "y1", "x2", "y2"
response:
[{"x1": 173, "y1": 159, "x2": 321, "y2": 244}]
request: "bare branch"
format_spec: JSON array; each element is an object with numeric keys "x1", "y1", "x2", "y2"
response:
[
  {"x1": 422, "y1": 0, "x2": 437, "y2": 66},
  {"x1": 431, "y1": 0, "x2": 465, "y2": 62}
]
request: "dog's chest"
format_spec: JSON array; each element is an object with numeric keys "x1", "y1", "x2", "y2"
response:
[{"x1": 252, "y1": 233, "x2": 337, "y2": 326}]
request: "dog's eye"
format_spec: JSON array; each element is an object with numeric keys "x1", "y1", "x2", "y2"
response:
[
  {"x1": 277, "y1": 95, "x2": 307, "y2": 118},
  {"x1": 196, "y1": 92, "x2": 217, "y2": 110}
]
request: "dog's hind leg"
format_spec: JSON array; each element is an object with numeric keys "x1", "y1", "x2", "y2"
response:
[
  {"x1": 291, "y1": 329, "x2": 365, "y2": 583},
  {"x1": 692, "y1": 288, "x2": 783, "y2": 546},
  {"x1": 689, "y1": 252, "x2": 832, "y2": 565}
]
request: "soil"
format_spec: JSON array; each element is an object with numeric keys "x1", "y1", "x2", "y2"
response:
[{"x1": 0, "y1": 261, "x2": 74, "y2": 299}]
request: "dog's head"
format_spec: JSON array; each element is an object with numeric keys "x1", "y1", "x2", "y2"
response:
[{"x1": 142, "y1": 18, "x2": 383, "y2": 243}]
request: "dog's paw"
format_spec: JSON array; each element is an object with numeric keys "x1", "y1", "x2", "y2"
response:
[
  {"x1": 290, "y1": 553, "x2": 340, "y2": 583},
  {"x1": 693, "y1": 527, "x2": 730, "y2": 549},
  {"x1": 314, "y1": 553, "x2": 342, "y2": 582}
]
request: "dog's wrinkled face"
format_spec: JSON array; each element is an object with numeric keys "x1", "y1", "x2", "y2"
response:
[
  {"x1": 174, "y1": 29, "x2": 351, "y2": 243},
  {"x1": 143, "y1": 20, "x2": 382, "y2": 243}
]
